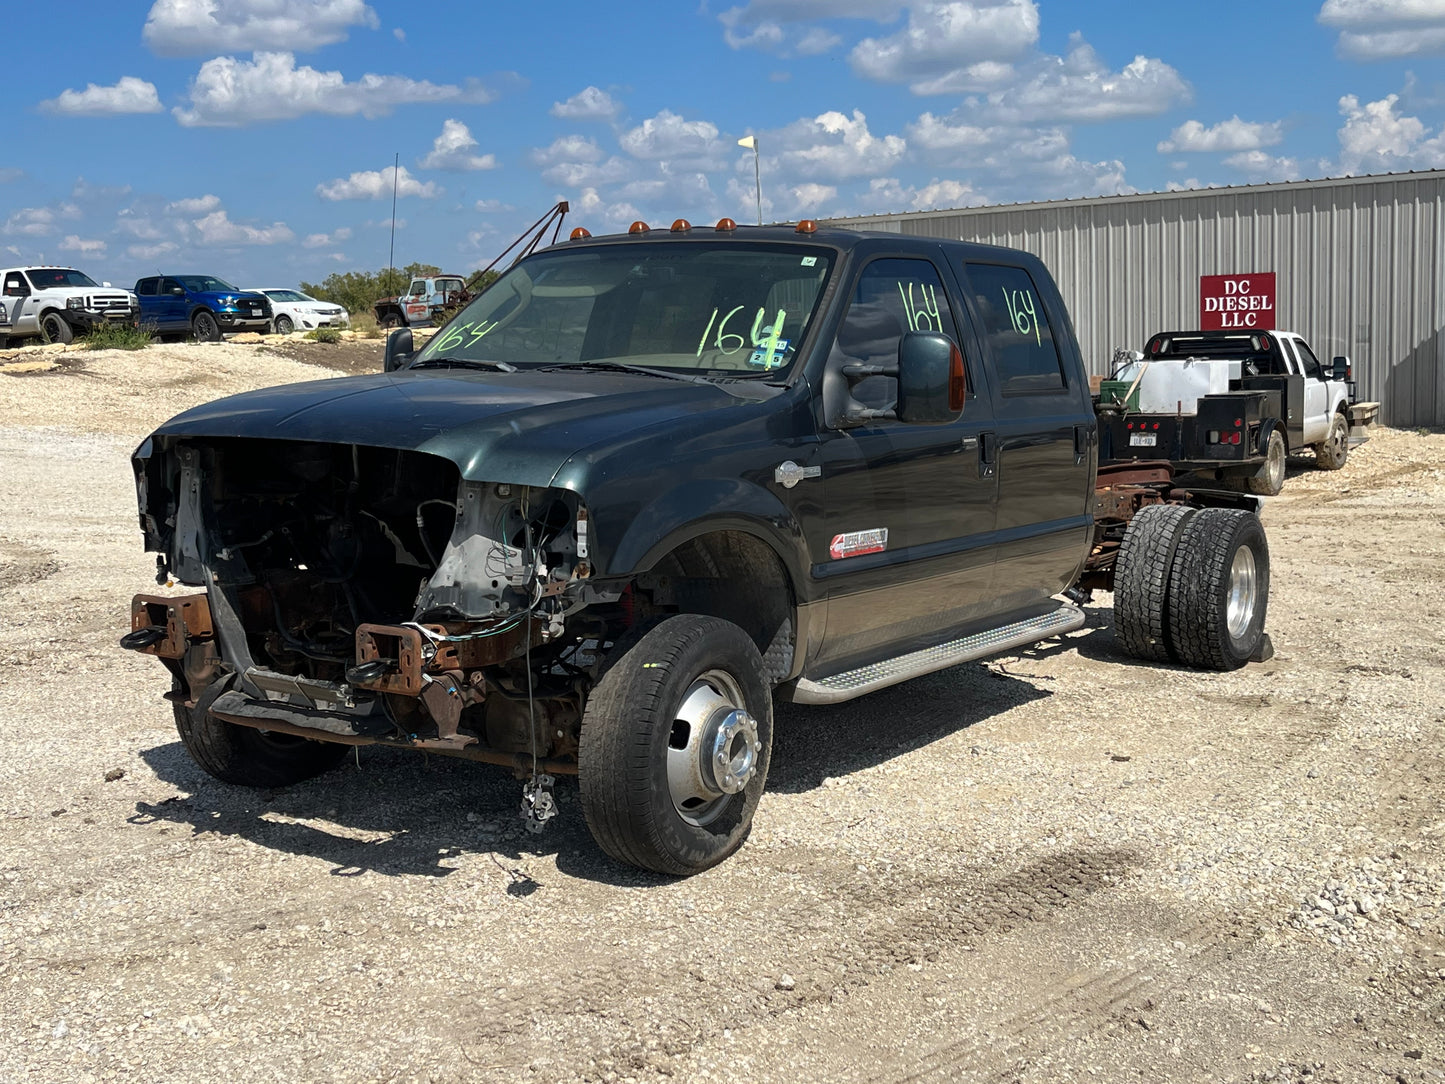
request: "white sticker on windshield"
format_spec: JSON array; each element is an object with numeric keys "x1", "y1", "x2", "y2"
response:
[{"x1": 800, "y1": 256, "x2": 817, "y2": 267}]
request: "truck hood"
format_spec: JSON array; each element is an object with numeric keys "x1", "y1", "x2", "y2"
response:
[{"x1": 146, "y1": 368, "x2": 776, "y2": 486}]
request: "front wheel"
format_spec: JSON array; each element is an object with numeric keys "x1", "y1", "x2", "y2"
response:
[
  {"x1": 1314, "y1": 412, "x2": 1349, "y2": 470},
  {"x1": 274, "y1": 314, "x2": 294, "y2": 335},
  {"x1": 578, "y1": 614, "x2": 773, "y2": 876},
  {"x1": 174, "y1": 695, "x2": 348, "y2": 788},
  {"x1": 40, "y1": 312, "x2": 74, "y2": 345},
  {"x1": 1167, "y1": 508, "x2": 1269, "y2": 671},
  {"x1": 192, "y1": 311, "x2": 222, "y2": 342}
]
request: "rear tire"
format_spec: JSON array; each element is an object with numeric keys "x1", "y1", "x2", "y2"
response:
[
  {"x1": 1314, "y1": 412, "x2": 1349, "y2": 470},
  {"x1": 1166, "y1": 508, "x2": 1269, "y2": 671},
  {"x1": 1113, "y1": 504, "x2": 1196, "y2": 661},
  {"x1": 578, "y1": 614, "x2": 772, "y2": 876},
  {"x1": 174, "y1": 697, "x2": 348, "y2": 788},
  {"x1": 40, "y1": 312, "x2": 74, "y2": 344},
  {"x1": 1245, "y1": 429, "x2": 1287, "y2": 495}
]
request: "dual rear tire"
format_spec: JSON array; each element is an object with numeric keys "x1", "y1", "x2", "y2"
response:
[{"x1": 1114, "y1": 505, "x2": 1269, "y2": 670}]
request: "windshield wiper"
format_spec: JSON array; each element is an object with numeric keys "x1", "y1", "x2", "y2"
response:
[
  {"x1": 536, "y1": 361, "x2": 698, "y2": 382},
  {"x1": 408, "y1": 357, "x2": 517, "y2": 373}
]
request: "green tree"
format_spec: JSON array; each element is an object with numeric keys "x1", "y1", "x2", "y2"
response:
[{"x1": 299, "y1": 262, "x2": 444, "y2": 315}]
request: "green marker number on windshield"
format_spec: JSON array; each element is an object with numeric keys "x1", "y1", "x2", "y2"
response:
[{"x1": 697, "y1": 305, "x2": 788, "y2": 366}]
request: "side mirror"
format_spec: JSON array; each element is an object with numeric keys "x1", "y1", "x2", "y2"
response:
[
  {"x1": 383, "y1": 328, "x2": 414, "y2": 372},
  {"x1": 1331, "y1": 355, "x2": 1351, "y2": 381},
  {"x1": 170, "y1": 286, "x2": 185, "y2": 296},
  {"x1": 896, "y1": 331, "x2": 966, "y2": 425}
]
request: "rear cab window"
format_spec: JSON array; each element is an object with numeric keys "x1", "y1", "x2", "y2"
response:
[{"x1": 962, "y1": 262, "x2": 1065, "y2": 395}]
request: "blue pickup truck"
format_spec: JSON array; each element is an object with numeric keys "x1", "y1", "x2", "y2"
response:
[{"x1": 133, "y1": 275, "x2": 272, "y2": 341}]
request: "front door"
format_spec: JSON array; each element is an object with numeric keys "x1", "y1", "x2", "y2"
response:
[
  {"x1": 811, "y1": 255, "x2": 999, "y2": 674},
  {"x1": 1293, "y1": 338, "x2": 1329, "y2": 444},
  {"x1": 3, "y1": 272, "x2": 35, "y2": 335},
  {"x1": 158, "y1": 278, "x2": 188, "y2": 330}
]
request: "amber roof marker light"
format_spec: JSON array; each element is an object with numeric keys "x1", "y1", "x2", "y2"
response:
[
  {"x1": 628, "y1": 221, "x2": 651, "y2": 235},
  {"x1": 670, "y1": 219, "x2": 692, "y2": 232},
  {"x1": 796, "y1": 219, "x2": 818, "y2": 234},
  {"x1": 569, "y1": 227, "x2": 591, "y2": 241},
  {"x1": 715, "y1": 218, "x2": 737, "y2": 232}
]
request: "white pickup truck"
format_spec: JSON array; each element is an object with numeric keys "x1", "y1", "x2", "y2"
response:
[
  {"x1": 1097, "y1": 329, "x2": 1378, "y2": 495},
  {"x1": 0, "y1": 266, "x2": 138, "y2": 346},
  {"x1": 372, "y1": 274, "x2": 470, "y2": 329}
]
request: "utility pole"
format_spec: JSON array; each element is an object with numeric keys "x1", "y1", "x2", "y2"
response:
[
  {"x1": 738, "y1": 135, "x2": 762, "y2": 225},
  {"x1": 387, "y1": 151, "x2": 399, "y2": 293}
]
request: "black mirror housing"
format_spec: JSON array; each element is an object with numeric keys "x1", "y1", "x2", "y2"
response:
[
  {"x1": 383, "y1": 328, "x2": 414, "y2": 373},
  {"x1": 1330, "y1": 355, "x2": 1351, "y2": 381},
  {"x1": 896, "y1": 331, "x2": 965, "y2": 425}
]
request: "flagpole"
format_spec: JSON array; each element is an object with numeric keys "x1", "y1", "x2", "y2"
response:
[{"x1": 738, "y1": 135, "x2": 762, "y2": 225}]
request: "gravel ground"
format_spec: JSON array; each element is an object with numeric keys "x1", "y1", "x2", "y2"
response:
[{"x1": 2, "y1": 343, "x2": 1443, "y2": 1083}]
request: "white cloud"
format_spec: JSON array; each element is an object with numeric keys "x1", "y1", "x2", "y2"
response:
[
  {"x1": 165, "y1": 194, "x2": 222, "y2": 214},
  {"x1": 619, "y1": 110, "x2": 723, "y2": 161},
  {"x1": 539, "y1": 157, "x2": 632, "y2": 189},
  {"x1": 978, "y1": 37, "x2": 1189, "y2": 122},
  {"x1": 1223, "y1": 150, "x2": 1305, "y2": 181},
  {"x1": 303, "y1": 228, "x2": 352, "y2": 248},
  {"x1": 532, "y1": 135, "x2": 605, "y2": 166},
  {"x1": 41, "y1": 77, "x2": 163, "y2": 116},
  {"x1": 1337, "y1": 92, "x2": 1445, "y2": 171},
  {"x1": 1158, "y1": 116, "x2": 1285, "y2": 153},
  {"x1": 58, "y1": 235, "x2": 107, "y2": 255},
  {"x1": 418, "y1": 119, "x2": 496, "y2": 171},
  {"x1": 127, "y1": 241, "x2": 179, "y2": 260},
  {"x1": 724, "y1": 20, "x2": 786, "y2": 49},
  {"x1": 773, "y1": 109, "x2": 906, "y2": 180},
  {"x1": 117, "y1": 212, "x2": 166, "y2": 241},
  {"x1": 1319, "y1": 0, "x2": 1445, "y2": 59},
  {"x1": 393, "y1": 27, "x2": 405, "y2": 42},
  {"x1": 850, "y1": 0, "x2": 1039, "y2": 85},
  {"x1": 796, "y1": 27, "x2": 843, "y2": 54},
  {"x1": 192, "y1": 210, "x2": 295, "y2": 246},
  {"x1": 720, "y1": 1, "x2": 905, "y2": 26},
  {"x1": 174, "y1": 51, "x2": 494, "y2": 127},
  {"x1": 574, "y1": 187, "x2": 642, "y2": 229},
  {"x1": 0, "y1": 168, "x2": 22, "y2": 183},
  {"x1": 550, "y1": 86, "x2": 622, "y2": 121},
  {"x1": 144, "y1": 0, "x2": 379, "y2": 56},
  {"x1": 317, "y1": 165, "x2": 439, "y2": 200},
  {"x1": 474, "y1": 199, "x2": 514, "y2": 213},
  {"x1": 3, "y1": 208, "x2": 55, "y2": 237}
]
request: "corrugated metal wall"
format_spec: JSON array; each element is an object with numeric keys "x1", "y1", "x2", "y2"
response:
[{"x1": 827, "y1": 172, "x2": 1445, "y2": 426}]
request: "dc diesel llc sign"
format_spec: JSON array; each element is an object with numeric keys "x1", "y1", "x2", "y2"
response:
[{"x1": 1199, "y1": 272, "x2": 1276, "y2": 330}]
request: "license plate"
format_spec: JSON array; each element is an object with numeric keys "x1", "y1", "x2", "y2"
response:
[{"x1": 1129, "y1": 432, "x2": 1157, "y2": 447}]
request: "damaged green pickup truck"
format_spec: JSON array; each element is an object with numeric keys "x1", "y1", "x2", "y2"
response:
[{"x1": 124, "y1": 220, "x2": 1272, "y2": 875}]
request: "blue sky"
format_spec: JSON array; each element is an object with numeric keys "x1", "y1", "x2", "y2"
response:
[{"x1": 4, "y1": 0, "x2": 1444, "y2": 289}]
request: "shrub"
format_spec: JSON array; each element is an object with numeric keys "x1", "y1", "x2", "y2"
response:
[
  {"x1": 349, "y1": 311, "x2": 383, "y2": 339},
  {"x1": 85, "y1": 322, "x2": 154, "y2": 351},
  {"x1": 304, "y1": 327, "x2": 342, "y2": 344}
]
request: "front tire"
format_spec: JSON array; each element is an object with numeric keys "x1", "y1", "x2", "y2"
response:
[
  {"x1": 578, "y1": 615, "x2": 773, "y2": 876},
  {"x1": 40, "y1": 312, "x2": 74, "y2": 344},
  {"x1": 1246, "y1": 428, "x2": 1287, "y2": 495},
  {"x1": 174, "y1": 697, "x2": 348, "y2": 788},
  {"x1": 192, "y1": 311, "x2": 222, "y2": 342},
  {"x1": 274, "y1": 314, "x2": 294, "y2": 335},
  {"x1": 1314, "y1": 412, "x2": 1349, "y2": 470},
  {"x1": 1166, "y1": 508, "x2": 1269, "y2": 671}
]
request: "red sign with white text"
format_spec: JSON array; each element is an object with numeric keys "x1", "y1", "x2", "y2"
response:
[{"x1": 1199, "y1": 272, "x2": 1276, "y2": 330}]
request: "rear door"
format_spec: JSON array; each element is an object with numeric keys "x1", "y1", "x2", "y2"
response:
[
  {"x1": 811, "y1": 253, "x2": 999, "y2": 673},
  {"x1": 957, "y1": 259, "x2": 1094, "y2": 613}
]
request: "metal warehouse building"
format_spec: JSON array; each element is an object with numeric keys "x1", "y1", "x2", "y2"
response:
[{"x1": 828, "y1": 170, "x2": 1445, "y2": 427}]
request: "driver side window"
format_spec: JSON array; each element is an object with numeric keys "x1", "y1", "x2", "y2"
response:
[
  {"x1": 1294, "y1": 339, "x2": 1324, "y2": 380},
  {"x1": 829, "y1": 258, "x2": 960, "y2": 409},
  {"x1": 4, "y1": 275, "x2": 30, "y2": 298}
]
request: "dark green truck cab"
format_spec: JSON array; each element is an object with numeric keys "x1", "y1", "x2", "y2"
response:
[{"x1": 125, "y1": 223, "x2": 1271, "y2": 874}]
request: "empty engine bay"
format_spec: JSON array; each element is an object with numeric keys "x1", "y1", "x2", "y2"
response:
[{"x1": 134, "y1": 437, "x2": 614, "y2": 762}]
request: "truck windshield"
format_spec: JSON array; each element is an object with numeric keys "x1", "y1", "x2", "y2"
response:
[
  {"x1": 26, "y1": 268, "x2": 99, "y2": 289},
  {"x1": 413, "y1": 242, "x2": 835, "y2": 378},
  {"x1": 175, "y1": 275, "x2": 239, "y2": 293}
]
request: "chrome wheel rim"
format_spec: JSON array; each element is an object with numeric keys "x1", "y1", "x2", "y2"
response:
[
  {"x1": 1226, "y1": 545, "x2": 1258, "y2": 641},
  {"x1": 1266, "y1": 435, "x2": 1285, "y2": 488},
  {"x1": 1331, "y1": 417, "x2": 1347, "y2": 458},
  {"x1": 665, "y1": 669, "x2": 761, "y2": 827}
]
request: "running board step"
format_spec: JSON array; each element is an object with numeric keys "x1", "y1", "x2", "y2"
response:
[{"x1": 791, "y1": 604, "x2": 1087, "y2": 705}]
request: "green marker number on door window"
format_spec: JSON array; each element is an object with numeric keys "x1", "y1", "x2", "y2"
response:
[
  {"x1": 1001, "y1": 287, "x2": 1043, "y2": 347},
  {"x1": 898, "y1": 282, "x2": 942, "y2": 332}
]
